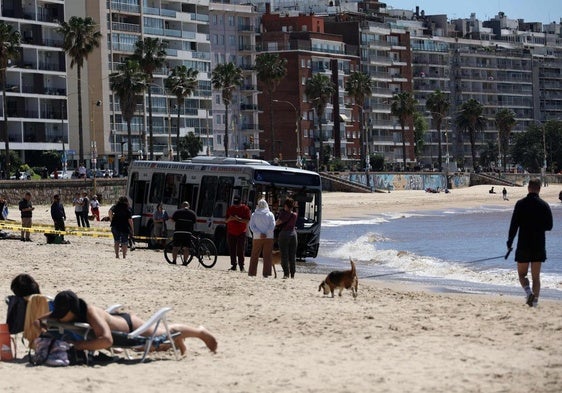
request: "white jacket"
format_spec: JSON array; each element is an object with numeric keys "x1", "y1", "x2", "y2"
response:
[{"x1": 249, "y1": 201, "x2": 275, "y2": 239}]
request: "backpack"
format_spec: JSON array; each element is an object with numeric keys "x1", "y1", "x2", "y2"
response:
[{"x1": 5, "y1": 296, "x2": 26, "y2": 334}]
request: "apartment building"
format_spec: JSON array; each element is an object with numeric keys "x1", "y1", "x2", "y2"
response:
[
  {"x1": 258, "y1": 9, "x2": 360, "y2": 167},
  {"x1": 209, "y1": 2, "x2": 260, "y2": 158},
  {"x1": 0, "y1": 0, "x2": 67, "y2": 168}
]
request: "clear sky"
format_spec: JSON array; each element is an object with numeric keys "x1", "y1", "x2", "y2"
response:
[{"x1": 385, "y1": 0, "x2": 562, "y2": 24}]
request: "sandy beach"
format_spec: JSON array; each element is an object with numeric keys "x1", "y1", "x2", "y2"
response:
[{"x1": 1, "y1": 184, "x2": 561, "y2": 393}]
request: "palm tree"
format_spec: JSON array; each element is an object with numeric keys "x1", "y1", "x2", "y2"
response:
[
  {"x1": 305, "y1": 73, "x2": 335, "y2": 169},
  {"x1": 426, "y1": 90, "x2": 450, "y2": 171},
  {"x1": 110, "y1": 59, "x2": 145, "y2": 163},
  {"x1": 165, "y1": 65, "x2": 198, "y2": 161},
  {"x1": 495, "y1": 108, "x2": 516, "y2": 173},
  {"x1": 0, "y1": 22, "x2": 20, "y2": 176},
  {"x1": 211, "y1": 62, "x2": 243, "y2": 157},
  {"x1": 391, "y1": 91, "x2": 417, "y2": 171},
  {"x1": 132, "y1": 37, "x2": 167, "y2": 160},
  {"x1": 58, "y1": 16, "x2": 102, "y2": 163},
  {"x1": 455, "y1": 98, "x2": 486, "y2": 171},
  {"x1": 345, "y1": 71, "x2": 372, "y2": 168},
  {"x1": 255, "y1": 53, "x2": 287, "y2": 160}
]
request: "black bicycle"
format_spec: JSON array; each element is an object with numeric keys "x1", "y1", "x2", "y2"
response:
[{"x1": 164, "y1": 231, "x2": 218, "y2": 268}]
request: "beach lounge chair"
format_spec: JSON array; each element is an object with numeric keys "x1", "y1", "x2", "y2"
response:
[{"x1": 45, "y1": 307, "x2": 181, "y2": 363}]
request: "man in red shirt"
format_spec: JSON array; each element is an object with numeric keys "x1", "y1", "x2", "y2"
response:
[{"x1": 225, "y1": 196, "x2": 251, "y2": 272}]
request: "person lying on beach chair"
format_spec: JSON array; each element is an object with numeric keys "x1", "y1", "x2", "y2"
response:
[{"x1": 35, "y1": 290, "x2": 217, "y2": 357}]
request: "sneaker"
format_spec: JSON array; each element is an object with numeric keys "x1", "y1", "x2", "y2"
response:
[
  {"x1": 239, "y1": 267, "x2": 246, "y2": 273},
  {"x1": 526, "y1": 293, "x2": 535, "y2": 307},
  {"x1": 229, "y1": 266, "x2": 236, "y2": 271}
]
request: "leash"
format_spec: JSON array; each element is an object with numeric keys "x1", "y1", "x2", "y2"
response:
[
  {"x1": 362, "y1": 271, "x2": 407, "y2": 279},
  {"x1": 465, "y1": 249, "x2": 512, "y2": 263}
]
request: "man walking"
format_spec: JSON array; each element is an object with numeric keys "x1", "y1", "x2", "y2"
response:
[
  {"x1": 50, "y1": 194, "x2": 67, "y2": 243},
  {"x1": 171, "y1": 201, "x2": 197, "y2": 265},
  {"x1": 507, "y1": 178, "x2": 553, "y2": 307},
  {"x1": 225, "y1": 195, "x2": 251, "y2": 272},
  {"x1": 18, "y1": 192, "x2": 34, "y2": 242}
]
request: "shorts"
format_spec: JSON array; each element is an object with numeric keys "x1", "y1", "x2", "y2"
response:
[
  {"x1": 111, "y1": 227, "x2": 129, "y2": 245},
  {"x1": 173, "y1": 232, "x2": 193, "y2": 248}
]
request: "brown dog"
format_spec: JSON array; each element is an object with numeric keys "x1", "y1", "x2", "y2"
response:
[
  {"x1": 318, "y1": 259, "x2": 358, "y2": 298},
  {"x1": 271, "y1": 249, "x2": 281, "y2": 278}
]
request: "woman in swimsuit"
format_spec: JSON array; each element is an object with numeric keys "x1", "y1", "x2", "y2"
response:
[{"x1": 36, "y1": 290, "x2": 217, "y2": 356}]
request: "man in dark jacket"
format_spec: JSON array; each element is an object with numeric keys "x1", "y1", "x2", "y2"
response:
[
  {"x1": 50, "y1": 194, "x2": 67, "y2": 243},
  {"x1": 507, "y1": 178, "x2": 553, "y2": 307},
  {"x1": 18, "y1": 191, "x2": 34, "y2": 241}
]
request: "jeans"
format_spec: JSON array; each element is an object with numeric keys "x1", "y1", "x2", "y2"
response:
[
  {"x1": 227, "y1": 232, "x2": 247, "y2": 268},
  {"x1": 278, "y1": 231, "x2": 298, "y2": 277}
]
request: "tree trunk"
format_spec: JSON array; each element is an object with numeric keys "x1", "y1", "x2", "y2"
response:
[
  {"x1": 127, "y1": 120, "x2": 133, "y2": 163},
  {"x1": 224, "y1": 104, "x2": 229, "y2": 157},
  {"x1": 148, "y1": 86, "x2": 154, "y2": 160},
  {"x1": 176, "y1": 105, "x2": 181, "y2": 161},
  {"x1": 401, "y1": 124, "x2": 407, "y2": 171},
  {"x1": 77, "y1": 66, "x2": 84, "y2": 163},
  {"x1": 2, "y1": 72, "x2": 10, "y2": 177}
]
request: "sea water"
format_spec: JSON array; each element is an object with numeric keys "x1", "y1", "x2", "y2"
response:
[{"x1": 314, "y1": 202, "x2": 562, "y2": 300}]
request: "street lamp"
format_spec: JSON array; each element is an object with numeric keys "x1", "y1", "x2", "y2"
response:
[{"x1": 273, "y1": 99, "x2": 302, "y2": 168}]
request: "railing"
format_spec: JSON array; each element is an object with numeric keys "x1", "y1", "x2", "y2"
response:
[
  {"x1": 109, "y1": 1, "x2": 141, "y2": 13},
  {"x1": 110, "y1": 21, "x2": 141, "y2": 33}
]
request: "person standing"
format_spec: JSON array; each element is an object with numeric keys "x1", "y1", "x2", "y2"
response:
[
  {"x1": 50, "y1": 194, "x2": 67, "y2": 243},
  {"x1": 152, "y1": 203, "x2": 169, "y2": 247},
  {"x1": 276, "y1": 198, "x2": 298, "y2": 279},
  {"x1": 225, "y1": 196, "x2": 251, "y2": 272},
  {"x1": 18, "y1": 192, "x2": 34, "y2": 242},
  {"x1": 171, "y1": 201, "x2": 197, "y2": 265},
  {"x1": 90, "y1": 195, "x2": 101, "y2": 221},
  {"x1": 81, "y1": 191, "x2": 90, "y2": 228},
  {"x1": 502, "y1": 187, "x2": 509, "y2": 201},
  {"x1": 73, "y1": 192, "x2": 84, "y2": 227},
  {"x1": 507, "y1": 178, "x2": 553, "y2": 307},
  {"x1": 108, "y1": 196, "x2": 134, "y2": 259},
  {"x1": 248, "y1": 199, "x2": 276, "y2": 277}
]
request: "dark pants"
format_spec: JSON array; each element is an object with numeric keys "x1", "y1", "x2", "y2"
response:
[
  {"x1": 278, "y1": 231, "x2": 298, "y2": 277},
  {"x1": 53, "y1": 219, "x2": 65, "y2": 241},
  {"x1": 81, "y1": 210, "x2": 90, "y2": 228},
  {"x1": 227, "y1": 232, "x2": 247, "y2": 268}
]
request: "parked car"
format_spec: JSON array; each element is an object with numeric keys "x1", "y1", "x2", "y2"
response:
[
  {"x1": 49, "y1": 170, "x2": 73, "y2": 179},
  {"x1": 10, "y1": 171, "x2": 31, "y2": 180}
]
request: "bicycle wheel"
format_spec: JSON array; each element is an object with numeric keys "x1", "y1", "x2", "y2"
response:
[
  {"x1": 197, "y1": 238, "x2": 218, "y2": 268},
  {"x1": 164, "y1": 240, "x2": 189, "y2": 265}
]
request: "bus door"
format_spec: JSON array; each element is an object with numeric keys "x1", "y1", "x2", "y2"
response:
[{"x1": 130, "y1": 179, "x2": 148, "y2": 235}]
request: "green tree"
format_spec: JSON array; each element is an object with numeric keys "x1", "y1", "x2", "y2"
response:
[
  {"x1": 511, "y1": 124, "x2": 544, "y2": 172},
  {"x1": 345, "y1": 71, "x2": 372, "y2": 166},
  {"x1": 305, "y1": 73, "x2": 335, "y2": 169},
  {"x1": 495, "y1": 108, "x2": 516, "y2": 172},
  {"x1": 255, "y1": 53, "x2": 287, "y2": 160},
  {"x1": 110, "y1": 59, "x2": 146, "y2": 163},
  {"x1": 425, "y1": 89, "x2": 450, "y2": 171},
  {"x1": 0, "y1": 22, "x2": 20, "y2": 176},
  {"x1": 165, "y1": 65, "x2": 198, "y2": 161},
  {"x1": 58, "y1": 16, "x2": 102, "y2": 163},
  {"x1": 390, "y1": 91, "x2": 417, "y2": 171},
  {"x1": 132, "y1": 37, "x2": 168, "y2": 160},
  {"x1": 479, "y1": 141, "x2": 498, "y2": 170},
  {"x1": 455, "y1": 98, "x2": 486, "y2": 171},
  {"x1": 178, "y1": 132, "x2": 203, "y2": 160},
  {"x1": 413, "y1": 111, "x2": 427, "y2": 162},
  {"x1": 211, "y1": 62, "x2": 243, "y2": 157}
]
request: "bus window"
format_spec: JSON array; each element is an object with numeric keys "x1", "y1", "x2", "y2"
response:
[
  {"x1": 128, "y1": 172, "x2": 138, "y2": 200},
  {"x1": 213, "y1": 176, "x2": 234, "y2": 217},
  {"x1": 198, "y1": 176, "x2": 218, "y2": 217},
  {"x1": 149, "y1": 173, "x2": 166, "y2": 203},
  {"x1": 163, "y1": 174, "x2": 182, "y2": 206}
]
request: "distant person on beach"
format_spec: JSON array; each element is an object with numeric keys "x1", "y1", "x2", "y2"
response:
[
  {"x1": 36, "y1": 290, "x2": 217, "y2": 356},
  {"x1": 502, "y1": 187, "x2": 509, "y2": 201},
  {"x1": 170, "y1": 201, "x2": 197, "y2": 264},
  {"x1": 225, "y1": 195, "x2": 251, "y2": 272},
  {"x1": 73, "y1": 192, "x2": 84, "y2": 227},
  {"x1": 90, "y1": 195, "x2": 100, "y2": 221},
  {"x1": 50, "y1": 194, "x2": 67, "y2": 243},
  {"x1": 108, "y1": 196, "x2": 134, "y2": 259},
  {"x1": 81, "y1": 192, "x2": 90, "y2": 228},
  {"x1": 18, "y1": 192, "x2": 34, "y2": 242},
  {"x1": 248, "y1": 199, "x2": 275, "y2": 277},
  {"x1": 507, "y1": 178, "x2": 553, "y2": 307},
  {"x1": 152, "y1": 203, "x2": 169, "y2": 247},
  {"x1": 489, "y1": 187, "x2": 496, "y2": 194},
  {"x1": 276, "y1": 198, "x2": 298, "y2": 279}
]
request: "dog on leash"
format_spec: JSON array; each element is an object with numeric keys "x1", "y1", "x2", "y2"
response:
[{"x1": 318, "y1": 259, "x2": 358, "y2": 298}]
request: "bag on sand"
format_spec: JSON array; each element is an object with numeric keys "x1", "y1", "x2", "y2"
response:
[{"x1": 31, "y1": 336, "x2": 71, "y2": 366}]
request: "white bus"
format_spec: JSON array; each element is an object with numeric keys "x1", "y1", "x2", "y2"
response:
[{"x1": 126, "y1": 157, "x2": 322, "y2": 259}]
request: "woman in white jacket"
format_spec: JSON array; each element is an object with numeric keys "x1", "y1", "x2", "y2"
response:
[{"x1": 248, "y1": 199, "x2": 276, "y2": 277}]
